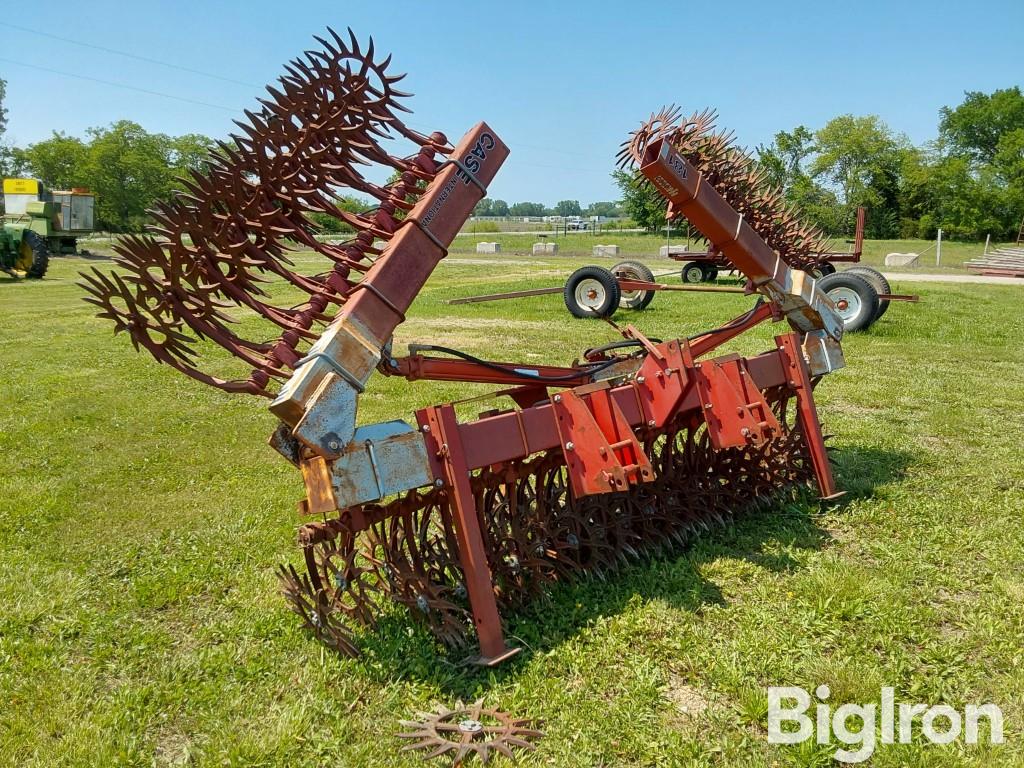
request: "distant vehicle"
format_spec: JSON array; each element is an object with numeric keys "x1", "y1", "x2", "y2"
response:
[{"x1": 2, "y1": 178, "x2": 96, "y2": 256}]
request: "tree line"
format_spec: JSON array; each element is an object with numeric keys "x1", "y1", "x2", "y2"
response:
[
  {"x1": 473, "y1": 198, "x2": 622, "y2": 219},
  {"x1": 617, "y1": 87, "x2": 1024, "y2": 242},
  {"x1": 2, "y1": 78, "x2": 1020, "y2": 241}
]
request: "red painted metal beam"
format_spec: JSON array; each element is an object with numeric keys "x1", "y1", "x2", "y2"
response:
[{"x1": 418, "y1": 345, "x2": 791, "y2": 476}]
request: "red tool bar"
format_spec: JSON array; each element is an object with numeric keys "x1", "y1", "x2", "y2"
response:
[
  {"x1": 687, "y1": 300, "x2": 776, "y2": 358},
  {"x1": 417, "y1": 345, "x2": 791, "y2": 476}
]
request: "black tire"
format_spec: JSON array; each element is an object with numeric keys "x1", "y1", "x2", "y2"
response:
[
  {"x1": 702, "y1": 265, "x2": 719, "y2": 282},
  {"x1": 564, "y1": 265, "x2": 621, "y2": 319},
  {"x1": 681, "y1": 261, "x2": 706, "y2": 284},
  {"x1": 814, "y1": 261, "x2": 837, "y2": 277},
  {"x1": 818, "y1": 272, "x2": 879, "y2": 332},
  {"x1": 20, "y1": 231, "x2": 50, "y2": 279},
  {"x1": 611, "y1": 260, "x2": 655, "y2": 310},
  {"x1": 846, "y1": 266, "x2": 891, "y2": 321}
]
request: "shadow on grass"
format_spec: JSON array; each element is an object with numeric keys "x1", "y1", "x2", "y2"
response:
[
  {"x1": 830, "y1": 443, "x2": 918, "y2": 500},
  {"x1": 338, "y1": 444, "x2": 913, "y2": 696}
]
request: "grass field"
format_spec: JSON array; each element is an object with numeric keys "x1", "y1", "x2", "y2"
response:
[
  {"x1": 445, "y1": 231, "x2": 1006, "y2": 274},
  {"x1": 2, "y1": 251, "x2": 1023, "y2": 766}
]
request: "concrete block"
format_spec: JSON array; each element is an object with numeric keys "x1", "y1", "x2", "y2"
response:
[
  {"x1": 659, "y1": 244, "x2": 689, "y2": 258},
  {"x1": 532, "y1": 242, "x2": 558, "y2": 255},
  {"x1": 884, "y1": 252, "x2": 919, "y2": 267},
  {"x1": 476, "y1": 242, "x2": 501, "y2": 254},
  {"x1": 592, "y1": 244, "x2": 620, "y2": 257}
]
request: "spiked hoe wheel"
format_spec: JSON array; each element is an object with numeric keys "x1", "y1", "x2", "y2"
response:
[
  {"x1": 399, "y1": 700, "x2": 543, "y2": 764},
  {"x1": 83, "y1": 33, "x2": 849, "y2": 666}
]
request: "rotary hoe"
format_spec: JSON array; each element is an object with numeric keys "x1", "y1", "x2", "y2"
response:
[{"x1": 81, "y1": 30, "x2": 848, "y2": 666}]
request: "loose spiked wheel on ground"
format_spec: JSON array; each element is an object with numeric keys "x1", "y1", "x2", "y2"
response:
[
  {"x1": 611, "y1": 260, "x2": 656, "y2": 310},
  {"x1": 818, "y1": 271, "x2": 880, "y2": 332},
  {"x1": 563, "y1": 265, "x2": 621, "y2": 318},
  {"x1": 398, "y1": 700, "x2": 543, "y2": 764}
]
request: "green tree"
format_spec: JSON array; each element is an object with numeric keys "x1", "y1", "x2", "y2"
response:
[
  {"x1": 14, "y1": 132, "x2": 89, "y2": 190},
  {"x1": 509, "y1": 201, "x2": 545, "y2": 217},
  {"x1": 940, "y1": 87, "x2": 1024, "y2": 164},
  {"x1": 811, "y1": 115, "x2": 906, "y2": 237},
  {"x1": 0, "y1": 78, "x2": 7, "y2": 139},
  {"x1": 82, "y1": 121, "x2": 177, "y2": 231},
  {"x1": 0, "y1": 77, "x2": 11, "y2": 176},
  {"x1": 612, "y1": 170, "x2": 666, "y2": 231},
  {"x1": 584, "y1": 201, "x2": 621, "y2": 219},
  {"x1": 170, "y1": 133, "x2": 216, "y2": 178},
  {"x1": 554, "y1": 199, "x2": 582, "y2": 217},
  {"x1": 756, "y1": 126, "x2": 815, "y2": 192},
  {"x1": 490, "y1": 199, "x2": 509, "y2": 217},
  {"x1": 474, "y1": 198, "x2": 494, "y2": 216}
]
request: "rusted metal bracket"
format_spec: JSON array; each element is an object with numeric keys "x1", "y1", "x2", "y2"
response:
[
  {"x1": 420, "y1": 404, "x2": 519, "y2": 666},
  {"x1": 689, "y1": 350, "x2": 782, "y2": 450},
  {"x1": 551, "y1": 385, "x2": 654, "y2": 497},
  {"x1": 776, "y1": 332, "x2": 842, "y2": 500}
]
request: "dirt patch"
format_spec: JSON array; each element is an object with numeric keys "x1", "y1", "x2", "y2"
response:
[
  {"x1": 664, "y1": 674, "x2": 712, "y2": 723},
  {"x1": 154, "y1": 728, "x2": 194, "y2": 766}
]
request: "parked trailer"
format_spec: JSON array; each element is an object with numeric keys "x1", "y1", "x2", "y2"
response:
[{"x1": 452, "y1": 260, "x2": 917, "y2": 334}]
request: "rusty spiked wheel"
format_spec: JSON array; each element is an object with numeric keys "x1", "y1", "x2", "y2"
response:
[{"x1": 398, "y1": 699, "x2": 542, "y2": 764}]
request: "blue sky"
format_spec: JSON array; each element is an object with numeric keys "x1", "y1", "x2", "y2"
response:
[{"x1": 1, "y1": 0, "x2": 1021, "y2": 204}]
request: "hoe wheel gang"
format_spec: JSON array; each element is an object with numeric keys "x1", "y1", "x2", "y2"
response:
[
  {"x1": 611, "y1": 260, "x2": 656, "y2": 310},
  {"x1": 564, "y1": 265, "x2": 621, "y2": 318},
  {"x1": 818, "y1": 272, "x2": 879, "y2": 332},
  {"x1": 280, "y1": 390, "x2": 815, "y2": 656},
  {"x1": 16, "y1": 231, "x2": 49, "y2": 279}
]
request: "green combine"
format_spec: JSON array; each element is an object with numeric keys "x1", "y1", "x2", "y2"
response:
[{"x1": 1, "y1": 178, "x2": 96, "y2": 278}]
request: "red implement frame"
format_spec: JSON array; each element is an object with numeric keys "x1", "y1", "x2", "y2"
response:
[
  {"x1": 372, "y1": 318, "x2": 839, "y2": 661},
  {"x1": 281, "y1": 123, "x2": 844, "y2": 665}
]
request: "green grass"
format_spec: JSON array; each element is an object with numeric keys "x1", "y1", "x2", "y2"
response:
[{"x1": 1, "y1": 252, "x2": 1023, "y2": 767}]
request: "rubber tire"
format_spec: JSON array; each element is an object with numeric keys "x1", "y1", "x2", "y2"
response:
[
  {"x1": 611, "y1": 260, "x2": 656, "y2": 310},
  {"x1": 681, "y1": 262, "x2": 706, "y2": 284},
  {"x1": 21, "y1": 231, "x2": 50, "y2": 279},
  {"x1": 815, "y1": 261, "x2": 837, "y2": 277},
  {"x1": 702, "y1": 265, "x2": 719, "y2": 282},
  {"x1": 564, "y1": 265, "x2": 621, "y2": 319},
  {"x1": 818, "y1": 272, "x2": 879, "y2": 332},
  {"x1": 846, "y1": 266, "x2": 891, "y2": 321}
]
